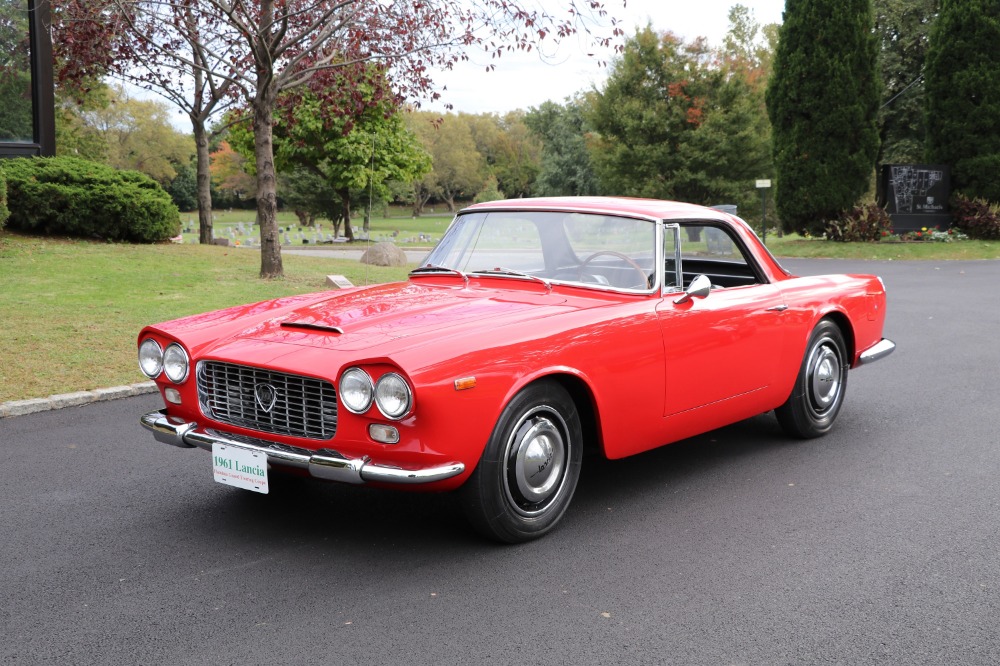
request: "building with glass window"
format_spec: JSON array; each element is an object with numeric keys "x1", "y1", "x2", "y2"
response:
[{"x1": 0, "y1": 0, "x2": 54, "y2": 157}]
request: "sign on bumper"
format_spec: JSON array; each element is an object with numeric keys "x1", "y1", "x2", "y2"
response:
[{"x1": 212, "y1": 443, "x2": 269, "y2": 494}]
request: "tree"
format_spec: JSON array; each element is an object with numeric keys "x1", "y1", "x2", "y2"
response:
[
  {"x1": 767, "y1": 0, "x2": 881, "y2": 235},
  {"x1": 588, "y1": 28, "x2": 715, "y2": 200},
  {"x1": 875, "y1": 0, "x2": 939, "y2": 165},
  {"x1": 54, "y1": 83, "x2": 112, "y2": 162},
  {"x1": 466, "y1": 112, "x2": 541, "y2": 198},
  {"x1": 524, "y1": 97, "x2": 599, "y2": 197},
  {"x1": 53, "y1": 0, "x2": 241, "y2": 245},
  {"x1": 167, "y1": 163, "x2": 198, "y2": 211},
  {"x1": 52, "y1": 84, "x2": 194, "y2": 184},
  {"x1": 271, "y1": 92, "x2": 431, "y2": 240},
  {"x1": 81, "y1": 88, "x2": 194, "y2": 183},
  {"x1": 925, "y1": 0, "x2": 1000, "y2": 201},
  {"x1": 588, "y1": 25, "x2": 772, "y2": 212},
  {"x1": 408, "y1": 111, "x2": 485, "y2": 213},
  {"x1": 209, "y1": 141, "x2": 255, "y2": 203},
  {"x1": 278, "y1": 168, "x2": 335, "y2": 228},
  {"x1": 228, "y1": 70, "x2": 431, "y2": 241},
  {"x1": 55, "y1": 0, "x2": 624, "y2": 278}
]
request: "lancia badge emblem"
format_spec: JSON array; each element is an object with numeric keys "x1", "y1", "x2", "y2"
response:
[{"x1": 254, "y1": 383, "x2": 277, "y2": 413}]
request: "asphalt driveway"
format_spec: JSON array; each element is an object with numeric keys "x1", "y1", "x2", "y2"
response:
[{"x1": 2, "y1": 258, "x2": 998, "y2": 665}]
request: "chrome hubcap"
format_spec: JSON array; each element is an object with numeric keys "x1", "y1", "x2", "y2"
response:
[
  {"x1": 503, "y1": 407, "x2": 568, "y2": 516},
  {"x1": 808, "y1": 340, "x2": 842, "y2": 414}
]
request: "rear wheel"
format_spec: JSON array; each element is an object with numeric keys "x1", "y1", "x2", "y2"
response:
[
  {"x1": 460, "y1": 380, "x2": 582, "y2": 543},
  {"x1": 776, "y1": 319, "x2": 849, "y2": 438}
]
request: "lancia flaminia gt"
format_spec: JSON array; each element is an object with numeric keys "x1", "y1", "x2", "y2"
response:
[{"x1": 139, "y1": 197, "x2": 894, "y2": 542}]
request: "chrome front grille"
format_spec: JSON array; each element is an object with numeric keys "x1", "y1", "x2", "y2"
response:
[{"x1": 197, "y1": 361, "x2": 337, "y2": 440}]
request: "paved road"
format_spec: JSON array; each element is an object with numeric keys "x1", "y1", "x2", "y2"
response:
[
  {"x1": 284, "y1": 246, "x2": 431, "y2": 263},
  {"x1": 3, "y1": 259, "x2": 999, "y2": 665}
]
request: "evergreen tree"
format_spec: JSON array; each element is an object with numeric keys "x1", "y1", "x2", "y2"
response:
[
  {"x1": 525, "y1": 97, "x2": 599, "y2": 197},
  {"x1": 925, "y1": 0, "x2": 1000, "y2": 201},
  {"x1": 875, "y1": 0, "x2": 939, "y2": 165},
  {"x1": 767, "y1": 0, "x2": 881, "y2": 235}
]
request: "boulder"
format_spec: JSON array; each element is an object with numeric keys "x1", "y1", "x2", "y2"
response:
[{"x1": 360, "y1": 242, "x2": 407, "y2": 267}]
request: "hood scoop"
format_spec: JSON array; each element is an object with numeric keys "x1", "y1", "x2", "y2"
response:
[{"x1": 280, "y1": 321, "x2": 344, "y2": 335}]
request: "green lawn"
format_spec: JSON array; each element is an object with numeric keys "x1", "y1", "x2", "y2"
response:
[
  {"x1": 765, "y1": 233, "x2": 1000, "y2": 260},
  {"x1": 0, "y1": 232, "x2": 411, "y2": 403},
  {"x1": 2, "y1": 228, "x2": 999, "y2": 403}
]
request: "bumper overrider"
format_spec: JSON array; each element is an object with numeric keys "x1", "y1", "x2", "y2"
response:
[
  {"x1": 139, "y1": 410, "x2": 465, "y2": 485},
  {"x1": 857, "y1": 338, "x2": 896, "y2": 366}
]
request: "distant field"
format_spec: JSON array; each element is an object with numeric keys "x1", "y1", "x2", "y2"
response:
[{"x1": 179, "y1": 207, "x2": 454, "y2": 248}]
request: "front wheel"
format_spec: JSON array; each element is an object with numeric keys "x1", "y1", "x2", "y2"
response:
[
  {"x1": 776, "y1": 319, "x2": 849, "y2": 439},
  {"x1": 460, "y1": 380, "x2": 583, "y2": 543}
]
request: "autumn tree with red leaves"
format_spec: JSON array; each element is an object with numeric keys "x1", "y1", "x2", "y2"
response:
[{"x1": 54, "y1": 0, "x2": 623, "y2": 278}]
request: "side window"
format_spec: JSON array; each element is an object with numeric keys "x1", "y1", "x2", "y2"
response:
[
  {"x1": 662, "y1": 223, "x2": 681, "y2": 292},
  {"x1": 678, "y1": 222, "x2": 761, "y2": 288}
]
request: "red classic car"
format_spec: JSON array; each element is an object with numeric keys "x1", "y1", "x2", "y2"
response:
[{"x1": 139, "y1": 197, "x2": 894, "y2": 542}]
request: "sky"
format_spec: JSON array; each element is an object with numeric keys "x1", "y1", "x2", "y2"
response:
[{"x1": 423, "y1": 0, "x2": 787, "y2": 115}]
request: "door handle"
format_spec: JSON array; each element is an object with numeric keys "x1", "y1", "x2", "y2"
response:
[{"x1": 766, "y1": 304, "x2": 788, "y2": 312}]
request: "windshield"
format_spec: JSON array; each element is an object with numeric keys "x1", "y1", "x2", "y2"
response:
[{"x1": 418, "y1": 210, "x2": 658, "y2": 292}]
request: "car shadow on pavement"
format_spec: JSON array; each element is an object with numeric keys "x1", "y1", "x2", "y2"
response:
[{"x1": 142, "y1": 411, "x2": 802, "y2": 554}]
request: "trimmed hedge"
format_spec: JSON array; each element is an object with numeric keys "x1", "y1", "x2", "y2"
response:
[
  {"x1": 0, "y1": 171, "x2": 8, "y2": 230},
  {"x1": 0, "y1": 156, "x2": 180, "y2": 243}
]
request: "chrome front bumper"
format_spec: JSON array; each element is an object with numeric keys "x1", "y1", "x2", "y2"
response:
[
  {"x1": 857, "y1": 338, "x2": 896, "y2": 366},
  {"x1": 139, "y1": 410, "x2": 465, "y2": 485}
]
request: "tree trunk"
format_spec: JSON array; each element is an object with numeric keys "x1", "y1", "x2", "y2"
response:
[
  {"x1": 340, "y1": 188, "x2": 355, "y2": 241},
  {"x1": 193, "y1": 122, "x2": 213, "y2": 244},
  {"x1": 254, "y1": 80, "x2": 283, "y2": 278},
  {"x1": 412, "y1": 184, "x2": 427, "y2": 217}
]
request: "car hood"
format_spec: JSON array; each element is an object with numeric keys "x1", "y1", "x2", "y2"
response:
[{"x1": 210, "y1": 281, "x2": 573, "y2": 354}]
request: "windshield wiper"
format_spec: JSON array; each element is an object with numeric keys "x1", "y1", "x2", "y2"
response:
[
  {"x1": 409, "y1": 264, "x2": 469, "y2": 283},
  {"x1": 470, "y1": 267, "x2": 552, "y2": 291}
]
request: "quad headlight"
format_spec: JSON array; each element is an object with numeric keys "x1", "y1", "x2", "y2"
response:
[
  {"x1": 138, "y1": 339, "x2": 163, "y2": 378},
  {"x1": 162, "y1": 343, "x2": 190, "y2": 383},
  {"x1": 374, "y1": 372, "x2": 412, "y2": 420},
  {"x1": 339, "y1": 367, "x2": 374, "y2": 414},
  {"x1": 339, "y1": 368, "x2": 413, "y2": 420},
  {"x1": 138, "y1": 339, "x2": 189, "y2": 383}
]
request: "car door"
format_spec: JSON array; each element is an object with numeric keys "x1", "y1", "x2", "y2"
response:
[{"x1": 656, "y1": 222, "x2": 787, "y2": 417}]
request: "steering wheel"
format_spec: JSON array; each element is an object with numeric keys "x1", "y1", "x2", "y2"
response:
[{"x1": 578, "y1": 251, "x2": 650, "y2": 289}]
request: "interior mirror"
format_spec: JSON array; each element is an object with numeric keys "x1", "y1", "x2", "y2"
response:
[{"x1": 674, "y1": 274, "x2": 712, "y2": 305}]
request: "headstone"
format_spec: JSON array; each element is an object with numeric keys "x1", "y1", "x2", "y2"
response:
[{"x1": 326, "y1": 274, "x2": 355, "y2": 289}]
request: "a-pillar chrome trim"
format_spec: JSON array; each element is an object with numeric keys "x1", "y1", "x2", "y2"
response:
[{"x1": 139, "y1": 410, "x2": 464, "y2": 485}]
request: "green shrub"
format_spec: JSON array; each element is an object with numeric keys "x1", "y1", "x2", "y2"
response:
[
  {"x1": 952, "y1": 194, "x2": 1000, "y2": 240},
  {"x1": 826, "y1": 203, "x2": 893, "y2": 242},
  {"x1": 0, "y1": 171, "x2": 8, "y2": 230},
  {"x1": 0, "y1": 156, "x2": 180, "y2": 242}
]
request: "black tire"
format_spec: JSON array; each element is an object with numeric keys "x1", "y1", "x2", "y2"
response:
[
  {"x1": 460, "y1": 380, "x2": 583, "y2": 543},
  {"x1": 776, "y1": 319, "x2": 849, "y2": 439}
]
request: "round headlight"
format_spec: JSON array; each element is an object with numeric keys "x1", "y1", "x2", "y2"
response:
[
  {"x1": 138, "y1": 339, "x2": 163, "y2": 378},
  {"x1": 375, "y1": 372, "x2": 412, "y2": 420},
  {"x1": 162, "y1": 343, "x2": 190, "y2": 383},
  {"x1": 340, "y1": 367, "x2": 374, "y2": 414}
]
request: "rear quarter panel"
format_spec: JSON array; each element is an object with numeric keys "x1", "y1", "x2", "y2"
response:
[{"x1": 774, "y1": 273, "x2": 888, "y2": 400}]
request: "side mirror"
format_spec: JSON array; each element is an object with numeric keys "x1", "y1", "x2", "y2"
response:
[{"x1": 674, "y1": 274, "x2": 712, "y2": 305}]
